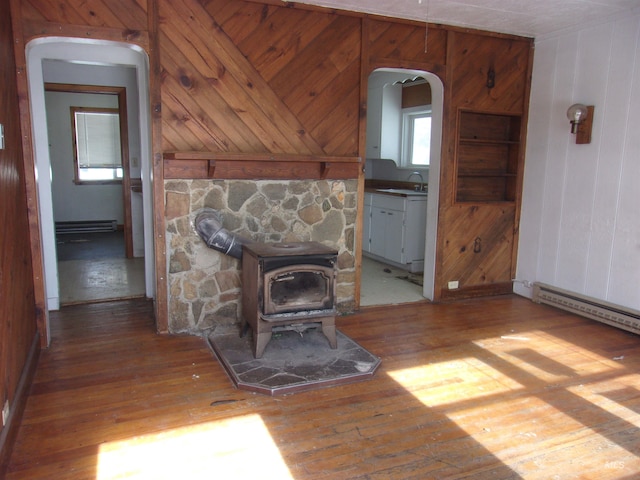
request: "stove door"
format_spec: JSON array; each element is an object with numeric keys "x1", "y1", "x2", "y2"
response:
[{"x1": 263, "y1": 264, "x2": 335, "y2": 315}]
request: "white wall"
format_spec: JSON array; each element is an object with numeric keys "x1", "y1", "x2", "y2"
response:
[
  {"x1": 45, "y1": 91, "x2": 124, "y2": 224},
  {"x1": 43, "y1": 60, "x2": 146, "y2": 257},
  {"x1": 515, "y1": 12, "x2": 640, "y2": 311}
]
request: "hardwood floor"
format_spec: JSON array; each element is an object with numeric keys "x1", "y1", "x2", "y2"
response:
[{"x1": 6, "y1": 296, "x2": 640, "y2": 479}]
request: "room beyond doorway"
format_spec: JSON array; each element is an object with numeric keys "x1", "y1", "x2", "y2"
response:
[
  {"x1": 360, "y1": 257, "x2": 425, "y2": 306},
  {"x1": 57, "y1": 231, "x2": 145, "y2": 306}
]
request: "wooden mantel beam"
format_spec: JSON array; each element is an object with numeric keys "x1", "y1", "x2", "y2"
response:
[{"x1": 162, "y1": 152, "x2": 362, "y2": 180}]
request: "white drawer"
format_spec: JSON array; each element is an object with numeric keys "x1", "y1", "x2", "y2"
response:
[{"x1": 371, "y1": 193, "x2": 406, "y2": 211}]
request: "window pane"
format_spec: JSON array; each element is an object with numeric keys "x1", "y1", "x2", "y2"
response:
[
  {"x1": 411, "y1": 116, "x2": 431, "y2": 166},
  {"x1": 78, "y1": 167, "x2": 123, "y2": 182},
  {"x1": 75, "y1": 111, "x2": 122, "y2": 168}
]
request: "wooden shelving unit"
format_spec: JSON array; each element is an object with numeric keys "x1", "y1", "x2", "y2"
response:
[{"x1": 455, "y1": 111, "x2": 521, "y2": 203}]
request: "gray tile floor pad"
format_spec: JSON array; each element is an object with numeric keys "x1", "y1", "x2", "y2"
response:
[{"x1": 208, "y1": 326, "x2": 381, "y2": 396}]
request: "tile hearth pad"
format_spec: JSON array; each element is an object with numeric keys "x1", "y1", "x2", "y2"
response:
[{"x1": 208, "y1": 326, "x2": 381, "y2": 396}]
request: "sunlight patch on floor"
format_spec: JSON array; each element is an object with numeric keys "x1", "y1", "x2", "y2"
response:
[
  {"x1": 472, "y1": 330, "x2": 627, "y2": 383},
  {"x1": 387, "y1": 356, "x2": 525, "y2": 408},
  {"x1": 97, "y1": 414, "x2": 293, "y2": 480},
  {"x1": 388, "y1": 330, "x2": 640, "y2": 477}
]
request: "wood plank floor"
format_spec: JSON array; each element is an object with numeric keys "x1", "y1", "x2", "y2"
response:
[{"x1": 6, "y1": 296, "x2": 640, "y2": 479}]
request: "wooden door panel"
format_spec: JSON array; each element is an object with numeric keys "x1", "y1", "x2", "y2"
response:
[{"x1": 441, "y1": 205, "x2": 516, "y2": 292}]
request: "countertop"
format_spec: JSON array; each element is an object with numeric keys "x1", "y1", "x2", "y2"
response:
[{"x1": 365, "y1": 187, "x2": 427, "y2": 197}]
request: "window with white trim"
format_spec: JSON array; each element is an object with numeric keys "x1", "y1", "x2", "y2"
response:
[
  {"x1": 401, "y1": 106, "x2": 431, "y2": 167},
  {"x1": 71, "y1": 107, "x2": 123, "y2": 184}
]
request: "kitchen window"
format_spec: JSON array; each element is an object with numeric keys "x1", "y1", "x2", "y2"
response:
[
  {"x1": 401, "y1": 106, "x2": 431, "y2": 167},
  {"x1": 71, "y1": 107, "x2": 123, "y2": 184}
]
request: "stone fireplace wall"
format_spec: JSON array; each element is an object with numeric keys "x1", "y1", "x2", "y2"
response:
[{"x1": 165, "y1": 179, "x2": 358, "y2": 334}]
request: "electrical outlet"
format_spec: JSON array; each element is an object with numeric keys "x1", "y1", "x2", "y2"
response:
[
  {"x1": 2, "y1": 400, "x2": 9, "y2": 427},
  {"x1": 448, "y1": 280, "x2": 459, "y2": 289}
]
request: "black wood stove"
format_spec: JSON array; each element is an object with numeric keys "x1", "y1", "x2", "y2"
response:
[{"x1": 241, "y1": 241, "x2": 338, "y2": 358}]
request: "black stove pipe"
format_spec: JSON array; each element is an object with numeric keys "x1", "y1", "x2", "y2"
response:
[{"x1": 194, "y1": 208, "x2": 252, "y2": 259}]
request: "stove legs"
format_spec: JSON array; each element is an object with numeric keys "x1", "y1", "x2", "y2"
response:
[
  {"x1": 245, "y1": 316, "x2": 338, "y2": 358},
  {"x1": 253, "y1": 331, "x2": 273, "y2": 359},
  {"x1": 321, "y1": 318, "x2": 337, "y2": 349}
]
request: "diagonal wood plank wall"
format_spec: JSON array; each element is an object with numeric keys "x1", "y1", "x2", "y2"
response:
[
  {"x1": 159, "y1": 0, "x2": 361, "y2": 156},
  {"x1": 12, "y1": 0, "x2": 533, "y2": 331}
]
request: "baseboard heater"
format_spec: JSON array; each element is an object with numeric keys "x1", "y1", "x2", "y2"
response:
[
  {"x1": 55, "y1": 220, "x2": 117, "y2": 234},
  {"x1": 532, "y1": 282, "x2": 640, "y2": 335}
]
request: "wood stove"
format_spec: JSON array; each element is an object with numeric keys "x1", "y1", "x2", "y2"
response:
[{"x1": 241, "y1": 241, "x2": 338, "y2": 358}]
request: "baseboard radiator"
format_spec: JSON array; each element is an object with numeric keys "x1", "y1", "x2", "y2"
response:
[
  {"x1": 55, "y1": 220, "x2": 117, "y2": 234},
  {"x1": 532, "y1": 282, "x2": 640, "y2": 335}
]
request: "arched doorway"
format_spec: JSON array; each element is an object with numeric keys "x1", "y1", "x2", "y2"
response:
[
  {"x1": 363, "y1": 68, "x2": 443, "y2": 303},
  {"x1": 26, "y1": 37, "x2": 155, "y2": 343}
]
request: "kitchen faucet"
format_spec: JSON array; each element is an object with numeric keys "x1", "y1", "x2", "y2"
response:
[{"x1": 407, "y1": 171, "x2": 425, "y2": 192}]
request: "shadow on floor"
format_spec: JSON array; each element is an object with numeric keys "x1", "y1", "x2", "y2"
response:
[{"x1": 56, "y1": 231, "x2": 126, "y2": 261}]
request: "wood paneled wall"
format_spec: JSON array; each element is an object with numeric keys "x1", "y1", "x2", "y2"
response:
[
  {"x1": 0, "y1": 0, "x2": 39, "y2": 471},
  {"x1": 363, "y1": 20, "x2": 533, "y2": 300},
  {"x1": 365, "y1": 18, "x2": 448, "y2": 70},
  {"x1": 20, "y1": 0, "x2": 148, "y2": 31},
  {"x1": 437, "y1": 32, "x2": 533, "y2": 300},
  {"x1": 159, "y1": 0, "x2": 361, "y2": 156},
  {"x1": 9, "y1": 0, "x2": 533, "y2": 334}
]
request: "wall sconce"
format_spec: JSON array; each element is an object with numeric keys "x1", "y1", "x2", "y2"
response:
[{"x1": 566, "y1": 103, "x2": 594, "y2": 144}]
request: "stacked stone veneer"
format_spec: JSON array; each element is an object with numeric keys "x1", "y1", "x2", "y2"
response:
[{"x1": 165, "y1": 179, "x2": 358, "y2": 334}]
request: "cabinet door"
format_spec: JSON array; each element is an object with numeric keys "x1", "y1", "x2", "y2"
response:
[
  {"x1": 362, "y1": 194, "x2": 372, "y2": 252},
  {"x1": 384, "y1": 208, "x2": 405, "y2": 264},
  {"x1": 366, "y1": 87, "x2": 382, "y2": 159},
  {"x1": 403, "y1": 198, "x2": 427, "y2": 262},
  {"x1": 366, "y1": 82, "x2": 402, "y2": 160},
  {"x1": 370, "y1": 206, "x2": 405, "y2": 263},
  {"x1": 369, "y1": 206, "x2": 387, "y2": 258}
]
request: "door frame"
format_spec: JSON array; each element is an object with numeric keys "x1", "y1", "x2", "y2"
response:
[
  {"x1": 364, "y1": 67, "x2": 443, "y2": 301},
  {"x1": 45, "y1": 83, "x2": 134, "y2": 258},
  {"x1": 25, "y1": 37, "x2": 155, "y2": 345}
]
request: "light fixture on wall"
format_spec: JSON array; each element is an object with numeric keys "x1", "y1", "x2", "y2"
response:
[{"x1": 566, "y1": 103, "x2": 594, "y2": 144}]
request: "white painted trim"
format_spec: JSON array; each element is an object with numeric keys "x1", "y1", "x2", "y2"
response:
[
  {"x1": 368, "y1": 68, "x2": 444, "y2": 301},
  {"x1": 25, "y1": 37, "x2": 155, "y2": 316}
]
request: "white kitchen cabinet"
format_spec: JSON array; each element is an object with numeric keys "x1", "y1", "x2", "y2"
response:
[
  {"x1": 366, "y1": 82, "x2": 402, "y2": 160},
  {"x1": 363, "y1": 192, "x2": 427, "y2": 272},
  {"x1": 370, "y1": 199, "x2": 405, "y2": 264}
]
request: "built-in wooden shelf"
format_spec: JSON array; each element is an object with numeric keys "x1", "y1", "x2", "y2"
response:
[
  {"x1": 455, "y1": 111, "x2": 522, "y2": 203},
  {"x1": 163, "y1": 152, "x2": 362, "y2": 180}
]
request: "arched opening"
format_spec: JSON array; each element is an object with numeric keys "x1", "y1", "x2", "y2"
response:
[
  {"x1": 362, "y1": 68, "x2": 443, "y2": 304},
  {"x1": 26, "y1": 37, "x2": 155, "y2": 342}
]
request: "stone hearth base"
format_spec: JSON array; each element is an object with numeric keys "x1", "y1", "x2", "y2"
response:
[{"x1": 207, "y1": 326, "x2": 381, "y2": 396}]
